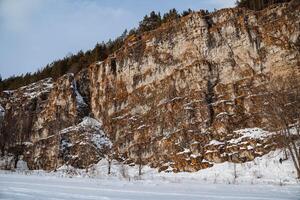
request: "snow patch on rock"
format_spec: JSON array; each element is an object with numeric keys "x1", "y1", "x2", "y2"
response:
[
  {"x1": 59, "y1": 117, "x2": 103, "y2": 134},
  {"x1": 91, "y1": 133, "x2": 112, "y2": 150},
  {"x1": 79, "y1": 117, "x2": 103, "y2": 129},
  {"x1": 209, "y1": 140, "x2": 224, "y2": 145},
  {"x1": 230, "y1": 128, "x2": 272, "y2": 143},
  {"x1": 22, "y1": 78, "x2": 53, "y2": 100}
]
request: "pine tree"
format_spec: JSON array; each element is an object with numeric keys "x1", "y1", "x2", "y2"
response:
[
  {"x1": 182, "y1": 8, "x2": 193, "y2": 17},
  {"x1": 236, "y1": 0, "x2": 291, "y2": 10},
  {"x1": 0, "y1": 8, "x2": 187, "y2": 92},
  {"x1": 138, "y1": 11, "x2": 162, "y2": 33},
  {"x1": 162, "y1": 8, "x2": 180, "y2": 23}
]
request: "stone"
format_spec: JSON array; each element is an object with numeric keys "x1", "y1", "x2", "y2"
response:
[{"x1": 0, "y1": 3, "x2": 299, "y2": 172}]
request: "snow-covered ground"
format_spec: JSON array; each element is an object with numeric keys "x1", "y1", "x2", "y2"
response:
[
  {"x1": 0, "y1": 172, "x2": 300, "y2": 200},
  {"x1": 0, "y1": 150, "x2": 299, "y2": 199}
]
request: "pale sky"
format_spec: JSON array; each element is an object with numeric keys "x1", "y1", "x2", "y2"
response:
[{"x1": 0, "y1": 0, "x2": 235, "y2": 79}]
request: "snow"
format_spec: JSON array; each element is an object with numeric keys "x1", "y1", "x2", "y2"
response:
[
  {"x1": 0, "y1": 150, "x2": 300, "y2": 199},
  {"x1": 22, "y1": 78, "x2": 53, "y2": 100},
  {"x1": 184, "y1": 106, "x2": 194, "y2": 110},
  {"x1": 90, "y1": 133, "x2": 112, "y2": 150},
  {"x1": 73, "y1": 80, "x2": 87, "y2": 107},
  {"x1": 14, "y1": 141, "x2": 34, "y2": 146},
  {"x1": 112, "y1": 114, "x2": 129, "y2": 120},
  {"x1": 60, "y1": 117, "x2": 103, "y2": 134},
  {"x1": 0, "y1": 165, "x2": 299, "y2": 200},
  {"x1": 247, "y1": 145, "x2": 254, "y2": 150},
  {"x1": 58, "y1": 117, "x2": 111, "y2": 151},
  {"x1": 229, "y1": 128, "x2": 271, "y2": 143},
  {"x1": 0, "y1": 156, "x2": 14, "y2": 170},
  {"x1": 22, "y1": 142, "x2": 33, "y2": 146},
  {"x1": 60, "y1": 139, "x2": 73, "y2": 151},
  {"x1": 0, "y1": 104, "x2": 4, "y2": 117},
  {"x1": 16, "y1": 160, "x2": 28, "y2": 171},
  {"x1": 0, "y1": 176, "x2": 299, "y2": 200},
  {"x1": 79, "y1": 117, "x2": 103, "y2": 129},
  {"x1": 84, "y1": 150, "x2": 299, "y2": 186},
  {"x1": 157, "y1": 97, "x2": 183, "y2": 106},
  {"x1": 184, "y1": 150, "x2": 298, "y2": 185},
  {"x1": 1, "y1": 174, "x2": 299, "y2": 200},
  {"x1": 177, "y1": 148, "x2": 191, "y2": 155},
  {"x1": 191, "y1": 153, "x2": 201, "y2": 158},
  {"x1": 208, "y1": 140, "x2": 224, "y2": 145},
  {"x1": 2, "y1": 90, "x2": 14, "y2": 95},
  {"x1": 169, "y1": 96, "x2": 183, "y2": 102},
  {"x1": 215, "y1": 112, "x2": 233, "y2": 118},
  {"x1": 137, "y1": 124, "x2": 147, "y2": 130}
]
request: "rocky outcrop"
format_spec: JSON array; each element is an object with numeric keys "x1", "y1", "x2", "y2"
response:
[
  {"x1": 88, "y1": 3, "x2": 299, "y2": 171},
  {"x1": 0, "y1": 3, "x2": 299, "y2": 171},
  {"x1": 24, "y1": 117, "x2": 111, "y2": 170},
  {"x1": 0, "y1": 78, "x2": 54, "y2": 156}
]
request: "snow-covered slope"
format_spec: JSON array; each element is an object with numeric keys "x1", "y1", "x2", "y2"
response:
[
  {"x1": 1, "y1": 149, "x2": 298, "y2": 185},
  {"x1": 89, "y1": 149, "x2": 300, "y2": 185},
  {"x1": 154, "y1": 150, "x2": 298, "y2": 185}
]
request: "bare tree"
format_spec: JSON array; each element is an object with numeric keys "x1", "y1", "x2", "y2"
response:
[
  {"x1": 120, "y1": 162, "x2": 129, "y2": 179},
  {"x1": 233, "y1": 163, "x2": 237, "y2": 180},
  {"x1": 262, "y1": 71, "x2": 300, "y2": 178},
  {"x1": 94, "y1": 142, "x2": 113, "y2": 175},
  {"x1": 136, "y1": 143, "x2": 143, "y2": 177},
  {"x1": 105, "y1": 149, "x2": 113, "y2": 175},
  {"x1": 135, "y1": 132, "x2": 148, "y2": 177}
]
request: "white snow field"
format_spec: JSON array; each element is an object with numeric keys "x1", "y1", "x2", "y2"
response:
[
  {"x1": 0, "y1": 150, "x2": 300, "y2": 200},
  {"x1": 0, "y1": 173, "x2": 300, "y2": 200}
]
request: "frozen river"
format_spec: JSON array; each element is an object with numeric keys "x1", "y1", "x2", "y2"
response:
[{"x1": 0, "y1": 173, "x2": 299, "y2": 200}]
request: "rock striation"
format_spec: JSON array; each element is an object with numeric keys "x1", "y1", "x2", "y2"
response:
[{"x1": 0, "y1": 2, "x2": 299, "y2": 172}]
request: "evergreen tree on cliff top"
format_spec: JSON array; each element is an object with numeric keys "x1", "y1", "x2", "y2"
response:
[{"x1": 236, "y1": 0, "x2": 292, "y2": 10}]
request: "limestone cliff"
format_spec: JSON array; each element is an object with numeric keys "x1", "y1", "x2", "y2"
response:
[{"x1": 0, "y1": 3, "x2": 299, "y2": 172}]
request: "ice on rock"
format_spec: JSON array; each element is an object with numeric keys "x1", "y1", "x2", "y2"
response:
[
  {"x1": 72, "y1": 80, "x2": 87, "y2": 108},
  {"x1": 16, "y1": 156, "x2": 28, "y2": 171},
  {"x1": 0, "y1": 105, "x2": 5, "y2": 117}
]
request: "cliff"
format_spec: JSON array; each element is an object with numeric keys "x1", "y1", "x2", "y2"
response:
[{"x1": 0, "y1": 2, "x2": 299, "y2": 172}]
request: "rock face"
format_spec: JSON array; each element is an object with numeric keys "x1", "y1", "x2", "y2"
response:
[
  {"x1": 24, "y1": 117, "x2": 111, "y2": 170},
  {"x1": 0, "y1": 3, "x2": 299, "y2": 171}
]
